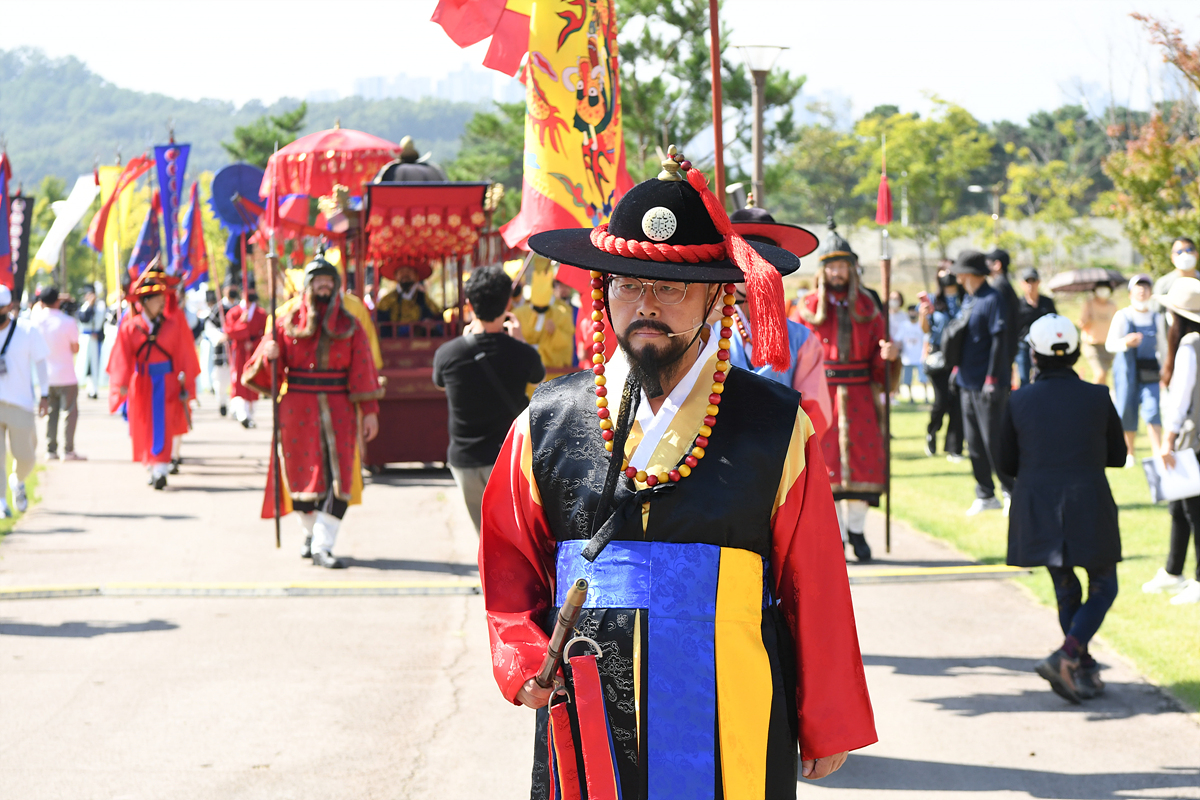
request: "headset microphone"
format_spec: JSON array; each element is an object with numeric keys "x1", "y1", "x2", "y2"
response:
[{"x1": 664, "y1": 322, "x2": 706, "y2": 338}]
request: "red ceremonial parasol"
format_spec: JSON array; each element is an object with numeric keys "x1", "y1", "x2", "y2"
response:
[{"x1": 259, "y1": 126, "x2": 399, "y2": 199}]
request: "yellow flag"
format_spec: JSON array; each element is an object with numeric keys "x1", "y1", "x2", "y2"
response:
[
  {"x1": 97, "y1": 166, "x2": 125, "y2": 306},
  {"x1": 500, "y1": 0, "x2": 634, "y2": 251}
]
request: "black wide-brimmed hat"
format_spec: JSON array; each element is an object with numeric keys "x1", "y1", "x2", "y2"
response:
[
  {"x1": 528, "y1": 147, "x2": 797, "y2": 371},
  {"x1": 730, "y1": 206, "x2": 819, "y2": 259},
  {"x1": 527, "y1": 159, "x2": 799, "y2": 283}
]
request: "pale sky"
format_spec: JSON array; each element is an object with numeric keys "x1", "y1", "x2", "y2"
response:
[{"x1": 0, "y1": 0, "x2": 1196, "y2": 123}]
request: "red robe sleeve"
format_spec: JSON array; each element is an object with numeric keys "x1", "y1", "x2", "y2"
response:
[
  {"x1": 771, "y1": 410, "x2": 877, "y2": 760},
  {"x1": 224, "y1": 305, "x2": 250, "y2": 341},
  {"x1": 242, "y1": 319, "x2": 287, "y2": 397},
  {"x1": 171, "y1": 316, "x2": 201, "y2": 401},
  {"x1": 478, "y1": 411, "x2": 558, "y2": 704},
  {"x1": 867, "y1": 311, "x2": 888, "y2": 388},
  {"x1": 346, "y1": 322, "x2": 384, "y2": 413},
  {"x1": 105, "y1": 319, "x2": 136, "y2": 413}
]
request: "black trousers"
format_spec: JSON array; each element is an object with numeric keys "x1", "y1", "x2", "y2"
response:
[
  {"x1": 960, "y1": 386, "x2": 1014, "y2": 499},
  {"x1": 1167, "y1": 496, "x2": 1200, "y2": 580},
  {"x1": 927, "y1": 369, "x2": 962, "y2": 455}
]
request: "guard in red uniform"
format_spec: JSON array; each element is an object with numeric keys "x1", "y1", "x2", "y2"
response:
[
  {"x1": 107, "y1": 268, "x2": 200, "y2": 490},
  {"x1": 225, "y1": 289, "x2": 267, "y2": 428},
  {"x1": 243, "y1": 256, "x2": 383, "y2": 568},
  {"x1": 799, "y1": 221, "x2": 898, "y2": 561}
]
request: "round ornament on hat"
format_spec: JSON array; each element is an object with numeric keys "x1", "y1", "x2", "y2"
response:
[{"x1": 641, "y1": 207, "x2": 677, "y2": 241}]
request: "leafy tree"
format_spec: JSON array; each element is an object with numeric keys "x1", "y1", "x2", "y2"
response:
[
  {"x1": 1095, "y1": 15, "x2": 1200, "y2": 274},
  {"x1": 852, "y1": 100, "x2": 995, "y2": 276},
  {"x1": 221, "y1": 102, "x2": 308, "y2": 168},
  {"x1": 768, "y1": 103, "x2": 868, "y2": 224},
  {"x1": 616, "y1": 0, "x2": 804, "y2": 182},
  {"x1": 999, "y1": 142, "x2": 1105, "y2": 267},
  {"x1": 445, "y1": 101, "x2": 525, "y2": 225}
]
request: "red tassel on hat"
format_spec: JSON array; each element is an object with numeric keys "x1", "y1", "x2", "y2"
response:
[{"x1": 686, "y1": 168, "x2": 790, "y2": 372}]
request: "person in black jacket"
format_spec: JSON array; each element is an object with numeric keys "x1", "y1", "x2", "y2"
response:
[
  {"x1": 433, "y1": 266, "x2": 545, "y2": 533},
  {"x1": 987, "y1": 249, "x2": 1020, "y2": 383},
  {"x1": 998, "y1": 314, "x2": 1125, "y2": 705}
]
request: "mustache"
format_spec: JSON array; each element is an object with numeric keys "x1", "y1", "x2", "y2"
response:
[{"x1": 622, "y1": 319, "x2": 674, "y2": 336}]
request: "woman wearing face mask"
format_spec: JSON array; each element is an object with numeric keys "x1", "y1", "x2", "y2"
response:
[
  {"x1": 1152, "y1": 237, "x2": 1198, "y2": 298},
  {"x1": 920, "y1": 274, "x2": 963, "y2": 459},
  {"x1": 1105, "y1": 274, "x2": 1163, "y2": 467},
  {"x1": 1080, "y1": 282, "x2": 1117, "y2": 385}
]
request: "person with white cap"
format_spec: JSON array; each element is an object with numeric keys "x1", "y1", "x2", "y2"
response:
[
  {"x1": 0, "y1": 284, "x2": 50, "y2": 516},
  {"x1": 997, "y1": 313, "x2": 1126, "y2": 703},
  {"x1": 1106, "y1": 274, "x2": 1163, "y2": 466},
  {"x1": 1142, "y1": 276, "x2": 1200, "y2": 604}
]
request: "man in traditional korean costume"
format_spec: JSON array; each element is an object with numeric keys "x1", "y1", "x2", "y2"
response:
[
  {"x1": 799, "y1": 223, "x2": 898, "y2": 562},
  {"x1": 225, "y1": 289, "x2": 267, "y2": 428},
  {"x1": 479, "y1": 150, "x2": 876, "y2": 800},
  {"x1": 243, "y1": 256, "x2": 383, "y2": 568},
  {"x1": 107, "y1": 268, "x2": 200, "y2": 490}
]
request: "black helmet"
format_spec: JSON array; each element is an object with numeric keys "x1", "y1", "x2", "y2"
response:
[
  {"x1": 818, "y1": 217, "x2": 857, "y2": 264},
  {"x1": 304, "y1": 255, "x2": 340, "y2": 292}
]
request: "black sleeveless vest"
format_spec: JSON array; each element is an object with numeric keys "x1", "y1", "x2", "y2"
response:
[
  {"x1": 526, "y1": 367, "x2": 804, "y2": 800},
  {"x1": 528, "y1": 366, "x2": 799, "y2": 553}
]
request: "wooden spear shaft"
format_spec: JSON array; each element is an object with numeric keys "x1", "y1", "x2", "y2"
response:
[{"x1": 709, "y1": 0, "x2": 725, "y2": 203}]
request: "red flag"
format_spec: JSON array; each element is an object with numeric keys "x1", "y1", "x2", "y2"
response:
[
  {"x1": 875, "y1": 141, "x2": 893, "y2": 226},
  {"x1": 875, "y1": 172, "x2": 893, "y2": 226},
  {"x1": 86, "y1": 155, "x2": 154, "y2": 252},
  {"x1": 264, "y1": 168, "x2": 279, "y2": 244}
]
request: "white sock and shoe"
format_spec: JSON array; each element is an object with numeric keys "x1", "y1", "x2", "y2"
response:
[
  {"x1": 1142, "y1": 568, "x2": 1187, "y2": 594},
  {"x1": 966, "y1": 496, "x2": 1003, "y2": 516},
  {"x1": 1170, "y1": 580, "x2": 1200, "y2": 605},
  {"x1": 8, "y1": 472, "x2": 27, "y2": 513}
]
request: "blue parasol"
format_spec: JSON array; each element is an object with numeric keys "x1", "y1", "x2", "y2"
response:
[{"x1": 209, "y1": 163, "x2": 266, "y2": 235}]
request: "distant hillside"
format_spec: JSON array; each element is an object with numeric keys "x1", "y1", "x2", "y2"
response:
[{"x1": 0, "y1": 47, "x2": 483, "y2": 188}]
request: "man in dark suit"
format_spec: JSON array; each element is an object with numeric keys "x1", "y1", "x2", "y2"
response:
[{"x1": 997, "y1": 314, "x2": 1126, "y2": 704}]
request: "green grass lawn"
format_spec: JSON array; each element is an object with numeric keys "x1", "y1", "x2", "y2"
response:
[{"x1": 888, "y1": 401, "x2": 1200, "y2": 711}]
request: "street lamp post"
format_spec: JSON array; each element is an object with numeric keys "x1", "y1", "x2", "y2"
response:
[
  {"x1": 968, "y1": 182, "x2": 1003, "y2": 246},
  {"x1": 738, "y1": 45, "x2": 786, "y2": 208}
]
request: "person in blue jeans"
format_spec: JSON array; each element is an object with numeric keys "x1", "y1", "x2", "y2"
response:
[
  {"x1": 998, "y1": 314, "x2": 1126, "y2": 703},
  {"x1": 1106, "y1": 273, "x2": 1163, "y2": 466}
]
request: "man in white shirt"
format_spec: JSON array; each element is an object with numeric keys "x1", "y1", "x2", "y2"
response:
[
  {"x1": 34, "y1": 287, "x2": 84, "y2": 460},
  {"x1": 0, "y1": 285, "x2": 50, "y2": 516}
]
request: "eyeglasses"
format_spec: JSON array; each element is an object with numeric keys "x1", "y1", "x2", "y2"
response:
[
  {"x1": 1175, "y1": 246, "x2": 1197, "y2": 254},
  {"x1": 607, "y1": 277, "x2": 691, "y2": 305}
]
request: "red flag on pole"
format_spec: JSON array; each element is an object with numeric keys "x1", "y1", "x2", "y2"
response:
[{"x1": 875, "y1": 139, "x2": 893, "y2": 226}]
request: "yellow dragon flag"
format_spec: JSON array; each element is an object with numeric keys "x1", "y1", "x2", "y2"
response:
[
  {"x1": 97, "y1": 165, "x2": 132, "y2": 306},
  {"x1": 498, "y1": 0, "x2": 635, "y2": 268}
]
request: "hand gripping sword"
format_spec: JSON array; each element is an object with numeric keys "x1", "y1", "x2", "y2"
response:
[{"x1": 535, "y1": 578, "x2": 589, "y2": 689}]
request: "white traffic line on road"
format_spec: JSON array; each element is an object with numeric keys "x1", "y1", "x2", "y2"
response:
[{"x1": 0, "y1": 580, "x2": 482, "y2": 599}]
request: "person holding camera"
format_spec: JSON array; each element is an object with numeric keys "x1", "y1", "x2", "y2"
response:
[{"x1": 432, "y1": 266, "x2": 544, "y2": 533}]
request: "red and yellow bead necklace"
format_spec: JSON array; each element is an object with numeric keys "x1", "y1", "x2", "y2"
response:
[{"x1": 588, "y1": 269, "x2": 737, "y2": 486}]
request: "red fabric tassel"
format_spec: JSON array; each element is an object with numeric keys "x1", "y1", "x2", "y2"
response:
[
  {"x1": 570, "y1": 654, "x2": 621, "y2": 800},
  {"x1": 549, "y1": 699, "x2": 583, "y2": 800},
  {"x1": 686, "y1": 169, "x2": 790, "y2": 371}
]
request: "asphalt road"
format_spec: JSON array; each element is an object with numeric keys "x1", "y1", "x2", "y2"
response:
[{"x1": 1, "y1": 400, "x2": 1197, "y2": 799}]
